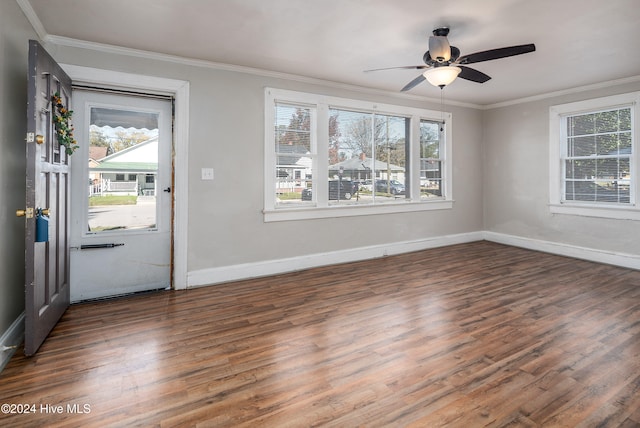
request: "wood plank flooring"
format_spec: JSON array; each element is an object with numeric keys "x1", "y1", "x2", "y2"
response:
[{"x1": 1, "y1": 241, "x2": 640, "y2": 427}]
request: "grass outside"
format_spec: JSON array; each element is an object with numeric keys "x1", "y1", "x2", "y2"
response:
[
  {"x1": 89, "y1": 195, "x2": 138, "y2": 206},
  {"x1": 277, "y1": 192, "x2": 302, "y2": 200}
]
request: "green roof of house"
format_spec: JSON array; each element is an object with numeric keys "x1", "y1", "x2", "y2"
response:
[{"x1": 92, "y1": 161, "x2": 157, "y2": 172}]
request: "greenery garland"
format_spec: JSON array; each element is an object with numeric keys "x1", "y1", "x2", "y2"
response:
[{"x1": 52, "y1": 92, "x2": 78, "y2": 155}]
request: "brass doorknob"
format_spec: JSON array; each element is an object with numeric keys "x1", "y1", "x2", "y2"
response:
[
  {"x1": 35, "y1": 135, "x2": 45, "y2": 145},
  {"x1": 41, "y1": 208, "x2": 50, "y2": 216},
  {"x1": 16, "y1": 208, "x2": 34, "y2": 218}
]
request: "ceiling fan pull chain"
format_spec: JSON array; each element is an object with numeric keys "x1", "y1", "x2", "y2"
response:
[{"x1": 440, "y1": 88, "x2": 445, "y2": 132}]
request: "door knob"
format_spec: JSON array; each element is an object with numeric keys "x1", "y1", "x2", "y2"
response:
[
  {"x1": 35, "y1": 134, "x2": 45, "y2": 145},
  {"x1": 16, "y1": 208, "x2": 49, "y2": 218},
  {"x1": 16, "y1": 208, "x2": 34, "y2": 218}
]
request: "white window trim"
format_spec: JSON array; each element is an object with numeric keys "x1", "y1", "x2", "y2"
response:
[
  {"x1": 549, "y1": 92, "x2": 640, "y2": 220},
  {"x1": 264, "y1": 88, "x2": 453, "y2": 222}
]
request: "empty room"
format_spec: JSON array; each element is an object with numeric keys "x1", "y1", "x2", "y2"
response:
[{"x1": 1, "y1": 0, "x2": 639, "y2": 426}]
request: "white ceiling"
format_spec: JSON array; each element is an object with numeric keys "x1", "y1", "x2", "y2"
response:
[{"x1": 22, "y1": 0, "x2": 640, "y2": 105}]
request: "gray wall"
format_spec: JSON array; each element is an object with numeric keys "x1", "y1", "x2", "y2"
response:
[
  {"x1": 47, "y1": 43, "x2": 485, "y2": 273},
  {"x1": 482, "y1": 81, "x2": 640, "y2": 255},
  {"x1": 0, "y1": 1, "x2": 38, "y2": 343}
]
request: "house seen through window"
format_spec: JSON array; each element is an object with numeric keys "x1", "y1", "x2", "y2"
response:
[{"x1": 88, "y1": 107, "x2": 160, "y2": 232}]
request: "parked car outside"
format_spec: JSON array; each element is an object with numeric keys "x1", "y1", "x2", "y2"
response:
[
  {"x1": 375, "y1": 179, "x2": 405, "y2": 195},
  {"x1": 301, "y1": 180, "x2": 354, "y2": 200},
  {"x1": 357, "y1": 180, "x2": 373, "y2": 192}
]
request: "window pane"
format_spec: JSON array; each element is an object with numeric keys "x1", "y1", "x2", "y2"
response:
[
  {"x1": 619, "y1": 108, "x2": 632, "y2": 131},
  {"x1": 420, "y1": 120, "x2": 442, "y2": 199},
  {"x1": 595, "y1": 134, "x2": 621, "y2": 155},
  {"x1": 373, "y1": 114, "x2": 408, "y2": 203},
  {"x1": 620, "y1": 132, "x2": 632, "y2": 152},
  {"x1": 275, "y1": 103, "x2": 314, "y2": 207},
  {"x1": 275, "y1": 105, "x2": 311, "y2": 152},
  {"x1": 565, "y1": 159, "x2": 595, "y2": 179},
  {"x1": 566, "y1": 181, "x2": 630, "y2": 203},
  {"x1": 568, "y1": 136, "x2": 596, "y2": 157},
  {"x1": 327, "y1": 109, "x2": 368, "y2": 205},
  {"x1": 421, "y1": 160, "x2": 442, "y2": 197},
  {"x1": 596, "y1": 158, "x2": 619, "y2": 179},
  {"x1": 327, "y1": 109, "x2": 407, "y2": 205},
  {"x1": 568, "y1": 114, "x2": 594, "y2": 136},
  {"x1": 88, "y1": 109, "x2": 159, "y2": 232}
]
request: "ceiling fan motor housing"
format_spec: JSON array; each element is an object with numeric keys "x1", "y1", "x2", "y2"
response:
[{"x1": 428, "y1": 36, "x2": 451, "y2": 62}]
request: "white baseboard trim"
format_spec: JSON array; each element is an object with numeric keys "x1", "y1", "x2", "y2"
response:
[
  {"x1": 187, "y1": 230, "x2": 639, "y2": 289},
  {"x1": 187, "y1": 231, "x2": 484, "y2": 288},
  {"x1": 0, "y1": 312, "x2": 24, "y2": 373},
  {"x1": 483, "y1": 231, "x2": 640, "y2": 270}
]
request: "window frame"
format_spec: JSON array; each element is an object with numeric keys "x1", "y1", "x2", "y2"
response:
[
  {"x1": 264, "y1": 88, "x2": 453, "y2": 222},
  {"x1": 549, "y1": 92, "x2": 639, "y2": 220}
]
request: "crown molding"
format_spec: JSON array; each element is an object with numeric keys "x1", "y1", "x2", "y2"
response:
[
  {"x1": 483, "y1": 75, "x2": 640, "y2": 110},
  {"x1": 44, "y1": 34, "x2": 482, "y2": 110},
  {"x1": 17, "y1": 0, "x2": 640, "y2": 111},
  {"x1": 15, "y1": 0, "x2": 47, "y2": 40}
]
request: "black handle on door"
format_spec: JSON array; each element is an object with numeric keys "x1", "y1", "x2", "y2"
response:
[{"x1": 163, "y1": 187, "x2": 171, "y2": 193}]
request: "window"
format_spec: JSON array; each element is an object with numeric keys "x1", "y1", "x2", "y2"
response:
[
  {"x1": 274, "y1": 102, "x2": 315, "y2": 207},
  {"x1": 265, "y1": 88, "x2": 453, "y2": 221},
  {"x1": 420, "y1": 120, "x2": 443, "y2": 199},
  {"x1": 549, "y1": 92, "x2": 639, "y2": 220},
  {"x1": 327, "y1": 108, "x2": 409, "y2": 206}
]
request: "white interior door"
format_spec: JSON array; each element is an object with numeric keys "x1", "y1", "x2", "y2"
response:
[{"x1": 70, "y1": 90, "x2": 173, "y2": 301}]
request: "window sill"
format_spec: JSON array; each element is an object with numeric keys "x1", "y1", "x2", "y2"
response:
[
  {"x1": 549, "y1": 203, "x2": 640, "y2": 221},
  {"x1": 264, "y1": 199, "x2": 454, "y2": 222}
]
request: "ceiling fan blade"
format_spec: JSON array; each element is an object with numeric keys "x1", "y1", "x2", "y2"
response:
[
  {"x1": 457, "y1": 66, "x2": 491, "y2": 83},
  {"x1": 364, "y1": 65, "x2": 428, "y2": 72},
  {"x1": 401, "y1": 74, "x2": 426, "y2": 92},
  {"x1": 457, "y1": 44, "x2": 535, "y2": 65}
]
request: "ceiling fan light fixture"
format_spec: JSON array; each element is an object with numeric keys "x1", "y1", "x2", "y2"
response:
[{"x1": 423, "y1": 66, "x2": 461, "y2": 88}]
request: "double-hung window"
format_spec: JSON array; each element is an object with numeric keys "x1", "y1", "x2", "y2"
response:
[
  {"x1": 274, "y1": 102, "x2": 316, "y2": 207},
  {"x1": 549, "y1": 92, "x2": 639, "y2": 219},
  {"x1": 264, "y1": 88, "x2": 453, "y2": 221}
]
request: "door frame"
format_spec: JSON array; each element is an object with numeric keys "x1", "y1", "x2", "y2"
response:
[{"x1": 62, "y1": 64, "x2": 189, "y2": 290}]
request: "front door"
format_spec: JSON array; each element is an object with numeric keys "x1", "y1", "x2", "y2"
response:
[
  {"x1": 22, "y1": 40, "x2": 72, "y2": 355},
  {"x1": 69, "y1": 90, "x2": 173, "y2": 301}
]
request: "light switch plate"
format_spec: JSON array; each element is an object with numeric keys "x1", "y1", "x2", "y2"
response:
[{"x1": 201, "y1": 168, "x2": 214, "y2": 180}]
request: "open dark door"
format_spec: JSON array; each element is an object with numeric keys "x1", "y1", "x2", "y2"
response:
[{"x1": 21, "y1": 40, "x2": 72, "y2": 355}]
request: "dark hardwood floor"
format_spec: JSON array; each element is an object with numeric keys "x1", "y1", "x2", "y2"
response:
[{"x1": 1, "y1": 241, "x2": 640, "y2": 427}]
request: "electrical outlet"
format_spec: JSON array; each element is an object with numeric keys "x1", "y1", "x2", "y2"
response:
[{"x1": 201, "y1": 168, "x2": 214, "y2": 180}]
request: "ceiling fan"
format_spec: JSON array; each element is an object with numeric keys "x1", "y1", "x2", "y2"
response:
[{"x1": 365, "y1": 27, "x2": 535, "y2": 91}]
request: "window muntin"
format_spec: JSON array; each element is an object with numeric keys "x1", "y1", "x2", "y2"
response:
[{"x1": 562, "y1": 107, "x2": 632, "y2": 204}]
